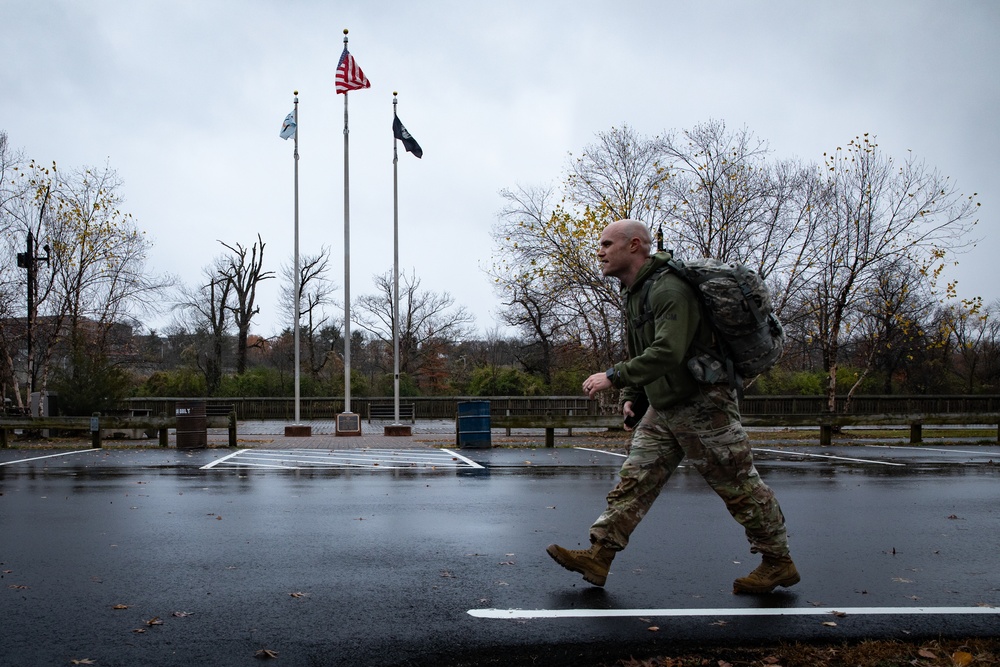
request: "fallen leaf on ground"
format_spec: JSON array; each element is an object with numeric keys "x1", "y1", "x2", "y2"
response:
[
  {"x1": 647, "y1": 625, "x2": 659, "y2": 632},
  {"x1": 255, "y1": 648, "x2": 279, "y2": 659},
  {"x1": 289, "y1": 591, "x2": 308, "y2": 598},
  {"x1": 172, "y1": 611, "x2": 193, "y2": 617},
  {"x1": 822, "y1": 621, "x2": 837, "y2": 627},
  {"x1": 831, "y1": 610, "x2": 848, "y2": 617},
  {"x1": 112, "y1": 604, "x2": 129, "y2": 610},
  {"x1": 952, "y1": 651, "x2": 974, "y2": 666},
  {"x1": 145, "y1": 616, "x2": 163, "y2": 626},
  {"x1": 918, "y1": 648, "x2": 937, "y2": 659},
  {"x1": 70, "y1": 660, "x2": 96, "y2": 665}
]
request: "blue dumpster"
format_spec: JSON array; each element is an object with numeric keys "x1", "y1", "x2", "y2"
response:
[{"x1": 456, "y1": 400, "x2": 491, "y2": 449}]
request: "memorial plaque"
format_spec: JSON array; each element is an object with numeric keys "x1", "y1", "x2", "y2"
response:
[{"x1": 336, "y1": 412, "x2": 362, "y2": 436}]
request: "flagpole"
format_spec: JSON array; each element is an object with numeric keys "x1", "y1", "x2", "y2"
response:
[
  {"x1": 342, "y1": 29, "x2": 353, "y2": 418},
  {"x1": 293, "y1": 91, "x2": 303, "y2": 426},
  {"x1": 392, "y1": 93, "x2": 401, "y2": 426},
  {"x1": 336, "y1": 28, "x2": 361, "y2": 435}
]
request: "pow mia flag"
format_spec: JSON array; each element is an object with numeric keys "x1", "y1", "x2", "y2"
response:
[{"x1": 392, "y1": 114, "x2": 423, "y2": 158}]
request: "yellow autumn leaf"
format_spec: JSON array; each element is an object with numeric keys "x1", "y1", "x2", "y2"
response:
[{"x1": 951, "y1": 651, "x2": 973, "y2": 667}]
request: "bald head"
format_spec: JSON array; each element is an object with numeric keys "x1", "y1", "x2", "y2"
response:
[
  {"x1": 597, "y1": 219, "x2": 653, "y2": 286},
  {"x1": 605, "y1": 219, "x2": 652, "y2": 253}
]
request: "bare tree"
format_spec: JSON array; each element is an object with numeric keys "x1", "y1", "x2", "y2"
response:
[
  {"x1": 799, "y1": 134, "x2": 980, "y2": 411},
  {"x1": 174, "y1": 263, "x2": 232, "y2": 395},
  {"x1": 218, "y1": 234, "x2": 274, "y2": 374},
  {"x1": 279, "y1": 246, "x2": 337, "y2": 378},
  {"x1": 0, "y1": 155, "x2": 168, "y2": 410},
  {"x1": 354, "y1": 269, "x2": 475, "y2": 384},
  {"x1": 946, "y1": 297, "x2": 1000, "y2": 393},
  {"x1": 565, "y1": 124, "x2": 671, "y2": 226}
]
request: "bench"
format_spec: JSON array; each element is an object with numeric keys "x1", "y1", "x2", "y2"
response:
[
  {"x1": 490, "y1": 414, "x2": 622, "y2": 448},
  {"x1": 368, "y1": 403, "x2": 415, "y2": 423}
]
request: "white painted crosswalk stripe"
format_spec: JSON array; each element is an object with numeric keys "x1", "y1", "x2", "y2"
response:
[{"x1": 200, "y1": 448, "x2": 483, "y2": 471}]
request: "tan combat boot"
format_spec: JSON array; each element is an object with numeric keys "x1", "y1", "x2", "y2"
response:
[
  {"x1": 546, "y1": 542, "x2": 616, "y2": 587},
  {"x1": 733, "y1": 554, "x2": 800, "y2": 594}
]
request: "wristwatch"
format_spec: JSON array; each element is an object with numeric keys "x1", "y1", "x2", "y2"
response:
[{"x1": 606, "y1": 368, "x2": 617, "y2": 385}]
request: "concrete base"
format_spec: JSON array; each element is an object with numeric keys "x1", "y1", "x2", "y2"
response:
[
  {"x1": 383, "y1": 424, "x2": 412, "y2": 437},
  {"x1": 284, "y1": 425, "x2": 312, "y2": 437}
]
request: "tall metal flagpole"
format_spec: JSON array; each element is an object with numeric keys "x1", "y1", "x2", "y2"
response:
[
  {"x1": 341, "y1": 30, "x2": 353, "y2": 418},
  {"x1": 293, "y1": 92, "x2": 302, "y2": 425},
  {"x1": 392, "y1": 93, "x2": 401, "y2": 426}
]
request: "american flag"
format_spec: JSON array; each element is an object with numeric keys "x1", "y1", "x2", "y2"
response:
[{"x1": 335, "y1": 46, "x2": 371, "y2": 94}]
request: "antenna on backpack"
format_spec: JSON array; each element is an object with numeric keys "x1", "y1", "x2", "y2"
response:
[{"x1": 656, "y1": 224, "x2": 664, "y2": 252}]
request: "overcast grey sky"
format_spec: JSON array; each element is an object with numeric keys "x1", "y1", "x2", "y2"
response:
[{"x1": 2, "y1": 0, "x2": 997, "y2": 336}]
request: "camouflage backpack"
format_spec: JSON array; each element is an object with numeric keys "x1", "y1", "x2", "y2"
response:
[{"x1": 634, "y1": 256, "x2": 785, "y2": 387}]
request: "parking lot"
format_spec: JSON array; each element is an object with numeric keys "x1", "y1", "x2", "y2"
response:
[{"x1": 1, "y1": 432, "x2": 998, "y2": 666}]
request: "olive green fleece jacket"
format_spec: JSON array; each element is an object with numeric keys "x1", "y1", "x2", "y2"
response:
[{"x1": 608, "y1": 252, "x2": 714, "y2": 410}]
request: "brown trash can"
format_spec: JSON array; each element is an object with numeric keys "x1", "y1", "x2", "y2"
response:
[{"x1": 176, "y1": 400, "x2": 207, "y2": 449}]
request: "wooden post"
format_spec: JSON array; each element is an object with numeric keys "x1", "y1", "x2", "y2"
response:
[
  {"x1": 910, "y1": 423, "x2": 923, "y2": 444},
  {"x1": 820, "y1": 424, "x2": 832, "y2": 447},
  {"x1": 158, "y1": 412, "x2": 168, "y2": 447},
  {"x1": 1, "y1": 428, "x2": 8, "y2": 448},
  {"x1": 545, "y1": 427, "x2": 554, "y2": 448},
  {"x1": 228, "y1": 410, "x2": 238, "y2": 447},
  {"x1": 90, "y1": 413, "x2": 102, "y2": 448}
]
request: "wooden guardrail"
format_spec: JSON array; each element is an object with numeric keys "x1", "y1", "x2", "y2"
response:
[
  {"x1": 742, "y1": 412, "x2": 1000, "y2": 446},
  {"x1": 0, "y1": 413, "x2": 238, "y2": 448},
  {"x1": 491, "y1": 414, "x2": 622, "y2": 448},
  {"x1": 123, "y1": 395, "x2": 1000, "y2": 421},
  {"x1": 489, "y1": 412, "x2": 1000, "y2": 448}
]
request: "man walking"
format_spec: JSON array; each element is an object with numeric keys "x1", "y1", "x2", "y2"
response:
[{"x1": 546, "y1": 219, "x2": 799, "y2": 594}]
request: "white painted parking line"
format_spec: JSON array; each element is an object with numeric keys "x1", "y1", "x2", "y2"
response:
[
  {"x1": 574, "y1": 447, "x2": 627, "y2": 458},
  {"x1": 201, "y1": 449, "x2": 483, "y2": 471},
  {"x1": 200, "y1": 449, "x2": 249, "y2": 469},
  {"x1": 468, "y1": 605, "x2": 999, "y2": 619},
  {"x1": 753, "y1": 447, "x2": 906, "y2": 466},
  {"x1": 871, "y1": 445, "x2": 1000, "y2": 456},
  {"x1": 441, "y1": 449, "x2": 485, "y2": 469},
  {"x1": 0, "y1": 449, "x2": 99, "y2": 467}
]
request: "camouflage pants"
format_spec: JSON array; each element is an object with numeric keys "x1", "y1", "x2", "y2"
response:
[{"x1": 589, "y1": 385, "x2": 790, "y2": 559}]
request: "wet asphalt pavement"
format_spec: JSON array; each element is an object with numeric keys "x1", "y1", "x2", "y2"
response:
[{"x1": 1, "y1": 434, "x2": 999, "y2": 667}]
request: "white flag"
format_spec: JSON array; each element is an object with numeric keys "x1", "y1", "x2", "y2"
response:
[{"x1": 279, "y1": 111, "x2": 296, "y2": 140}]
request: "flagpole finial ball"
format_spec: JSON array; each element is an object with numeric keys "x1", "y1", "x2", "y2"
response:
[
  {"x1": 343, "y1": 28, "x2": 349, "y2": 34},
  {"x1": 293, "y1": 90, "x2": 298, "y2": 95},
  {"x1": 393, "y1": 91, "x2": 398, "y2": 96}
]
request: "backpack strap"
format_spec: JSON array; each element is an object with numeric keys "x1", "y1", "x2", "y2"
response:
[{"x1": 630, "y1": 266, "x2": 670, "y2": 330}]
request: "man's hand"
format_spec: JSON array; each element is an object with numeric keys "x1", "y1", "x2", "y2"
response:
[
  {"x1": 622, "y1": 401, "x2": 636, "y2": 431},
  {"x1": 582, "y1": 371, "x2": 612, "y2": 399}
]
